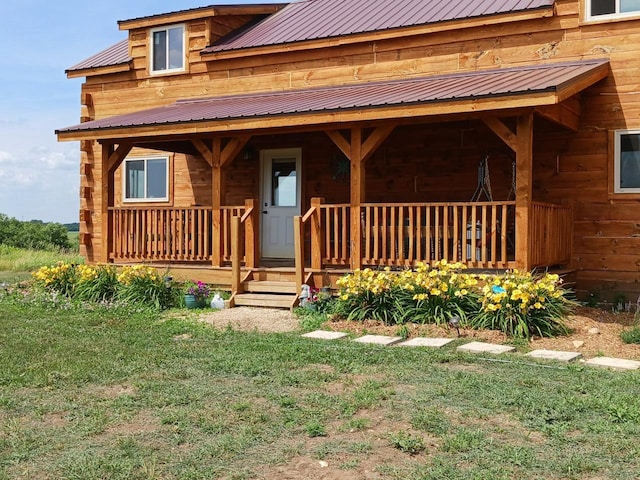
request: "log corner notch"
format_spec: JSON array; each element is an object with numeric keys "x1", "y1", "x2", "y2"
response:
[
  {"x1": 325, "y1": 125, "x2": 395, "y2": 270},
  {"x1": 482, "y1": 113, "x2": 534, "y2": 271}
]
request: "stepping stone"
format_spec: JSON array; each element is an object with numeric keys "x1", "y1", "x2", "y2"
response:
[
  {"x1": 526, "y1": 349, "x2": 582, "y2": 362},
  {"x1": 398, "y1": 337, "x2": 455, "y2": 348},
  {"x1": 302, "y1": 330, "x2": 348, "y2": 340},
  {"x1": 354, "y1": 334, "x2": 403, "y2": 346},
  {"x1": 457, "y1": 341, "x2": 515, "y2": 355},
  {"x1": 585, "y1": 357, "x2": 640, "y2": 371}
]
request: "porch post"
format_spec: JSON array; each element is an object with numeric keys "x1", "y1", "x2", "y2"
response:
[
  {"x1": 211, "y1": 138, "x2": 223, "y2": 267},
  {"x1": 515, "y1": 111, "x2": 534, "y2": 271},
  {"x1": 99, "y1": 142, "x2": 132, "y2": 264},
  {"x1": 100, "y1": 144, "x2": 114, "y2": 264},
  {"x1": 350, "y1": 128, "x2": 364, "y2": 270}
]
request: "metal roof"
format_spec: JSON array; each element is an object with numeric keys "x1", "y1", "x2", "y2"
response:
[
  {"x1": 66, "y1": 39, "x2": 131, "y2": 73},
  {"x1": 57, "y1": 59, "x2": 608, "y2": 135},
  {"x1": 117, "y1": 3, "x2": 287, "y2": 26},
  {"x1": 204, "y1": 0, "x2": 555, "y2": 54}
]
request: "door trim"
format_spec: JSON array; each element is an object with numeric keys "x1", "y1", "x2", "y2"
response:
[{"x1": 259, "y1": 148, "x2": 302, "y2": 259}]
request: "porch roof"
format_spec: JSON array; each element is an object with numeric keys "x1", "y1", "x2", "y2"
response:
[{"x1": 56, "y1": 59, "x2": 609, "y2": 141}]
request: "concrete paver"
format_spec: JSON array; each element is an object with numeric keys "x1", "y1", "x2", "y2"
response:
[
  {"x1": 526, "y1": 349, "x2": 582, "y2": 362},
  {"x1": 354, "y1": 334, "x2": 403, "y2": 346},
  {"x1": 398, "y1": 338, "x2": 455, "y2": 348},
  {"x1": 584, "y1": 356, "x2": 640, "y2": 371},
  {"x1": 302, "y1": 330, "x2": 349, "y2": 340},
  {"x1": 457, "y1": 341, "x2": 515, "y2": 354}
]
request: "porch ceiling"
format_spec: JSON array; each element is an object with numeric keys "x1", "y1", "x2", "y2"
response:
[{"x1": 56, "y1": 59, "x2": 609, "y2": 142}]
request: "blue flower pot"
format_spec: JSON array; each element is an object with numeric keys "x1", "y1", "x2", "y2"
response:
[{"x1": 185, "y1": 294, "x2": 206, "y2": 309}]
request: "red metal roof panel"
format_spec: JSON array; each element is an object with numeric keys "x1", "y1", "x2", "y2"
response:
[
  {"x1": 66, "y1": 39, "x2": 131, "y2": 73},
  {"x1": 57, "y1": 59, "x2": 608, "y2": 134},
  {"x1": 203, "y1": 0, "x2": 555, "y2": 53}
]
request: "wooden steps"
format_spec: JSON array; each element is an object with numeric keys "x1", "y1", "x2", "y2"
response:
[
  {"x1": 233, "y1": 292, "x2": 297, "y2": 308},
  {"x1": 232, "y1": 272, "x2": 300, "y2": 309}
]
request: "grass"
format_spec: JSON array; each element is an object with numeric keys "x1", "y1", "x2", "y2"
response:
[
  {"x1": 1, "y1": 294, "x2": 640, "y2": 479},
  {"x1": 0, "y1": 245, "x2": 83, "y2": 273}
]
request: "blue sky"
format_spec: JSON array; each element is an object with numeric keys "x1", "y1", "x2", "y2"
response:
[{"x1": 0, "y1": 1, "x2": 281, "y2": 223}]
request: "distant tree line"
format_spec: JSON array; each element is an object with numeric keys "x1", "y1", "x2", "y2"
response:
[{"x1": 0, "y1": 214, "x2": 72, "y2": 251}]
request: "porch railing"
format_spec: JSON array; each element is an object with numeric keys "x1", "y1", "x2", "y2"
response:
[
  {"x1": 530, "y1": 202, "x2": 572, "y2": 268},
  {"x1": 110, "y1": 201, "x2": 256, "y2": 264},
  {"x1": 110, "y1": 207, "x2": 213, "y2": 261},
  {"x1": 361, "y1": 202, "x2": 516, "y2": 268}
]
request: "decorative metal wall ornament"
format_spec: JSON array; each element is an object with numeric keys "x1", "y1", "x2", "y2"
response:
[{"x1": 330, "y1": 153, "x2": 350, "y2": 182}]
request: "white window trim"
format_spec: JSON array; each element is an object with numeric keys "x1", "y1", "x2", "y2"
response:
[
  {"x1": 123, "y1": 156, "x2": 170, "y2": 203},
  {"x1": 149, "y1": 24, "x2": 186, "y2": 75},
  {"x1": 614, "y1": 129, "x2": 640, "y2": 194},
  {"x1": 586, "y1": 0, "x2": 640, "y2": 21}
]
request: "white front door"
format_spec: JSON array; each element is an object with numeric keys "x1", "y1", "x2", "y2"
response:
[{"x1": 260, "y1": 148, "x2": 302, "y2": 259}]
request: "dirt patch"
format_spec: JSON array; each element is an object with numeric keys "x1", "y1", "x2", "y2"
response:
[
  {"x1": 91, "y1": 384, "x2": 138, "y2": 399},
  {"x1": 198, "y1": 307, "x2": 299, "y2": 333},
  {"x1": 193, "y1": 306, "x2": 640, "y2": 360},
  {"x1": 256, "y1": 416, "x2": 429, "y2": 480}
]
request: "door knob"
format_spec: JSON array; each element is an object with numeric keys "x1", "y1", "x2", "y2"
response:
[{"x1": 262, "y1": 210, "x2": 268, "y2": 214}]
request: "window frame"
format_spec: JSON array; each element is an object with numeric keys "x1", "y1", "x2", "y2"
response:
[
  {"x1": 612, "y1": 129, "x2": 640, "y2": 195},
  {"x1": 122, "y1": 156, "x2": 170, "y2": 203},
  {"x1": 586, "y1": 0, "x2": 640, "y2": 21},
  {"x1": 149, "y1": 24, "x2": 186, "y2": 75}
]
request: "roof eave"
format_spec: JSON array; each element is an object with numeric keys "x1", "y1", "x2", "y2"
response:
[
  {"x1": 202, "y1": 6, "x2": 555, "y2": 61},
  {"x1": 65, "y1": 61, "x2": 132, "y2": 79},
  {"x1": 118, "y1": 4, "x2": 288, "y2": 31},
  {"x1": 56, "y1": 90, "x2": 560, "y2": 143}
]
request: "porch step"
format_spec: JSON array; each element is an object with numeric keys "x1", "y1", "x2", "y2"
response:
[
  {"x1": 233, "y1": 293, "x2": 297, "y2": 309},
  {"x1": 244, "y1": 280, "x2": 297, "y2": 294}
]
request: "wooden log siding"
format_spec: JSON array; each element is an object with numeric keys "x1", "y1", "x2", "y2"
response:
[
  {"x1": 360, "y1": 202, "x2": 516, "y2": 269},
  {"x1": 530, "y1": 202, "x2": 572, "y2": 268},
  {"x1": 110, "y1": 205, "x2": 246, "y2": 262}
]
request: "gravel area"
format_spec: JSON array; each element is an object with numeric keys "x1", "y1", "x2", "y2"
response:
[{"x1": 197, "y1": 307, "x2": 300, "y2": 333}]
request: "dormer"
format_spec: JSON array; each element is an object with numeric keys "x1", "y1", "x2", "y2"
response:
[{"x1": 65, "y1": 3, "x2": 286, "y2": 79}]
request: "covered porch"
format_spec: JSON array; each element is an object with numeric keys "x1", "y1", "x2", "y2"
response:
[{"x1": 57, "y1": 60, "x2": 609, "y2": 304}]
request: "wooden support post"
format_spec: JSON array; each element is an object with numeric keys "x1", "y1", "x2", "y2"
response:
[
  {"x1": 211, "y1": 138, "x2": 223, "y2": 266},
  {"x1": 350, "y1": 128, "x2": 364, "y2": 270},
  {"x1": 244, "y1": 198, "x2": 257, "y2": 268},
  {"x1": 515, "y1": 111, "x2": 534, "y2": 271},
  {"x1": 100, "y1": 144, "x2": 114, "y2": 263},
  {"x1": 326, "y1": 125, "x2": 394, "y2": 271},
  {"x1": 231, "y1": 216, "x2": 242, "y2": 295},
  {"x1": 294, "y1": 215, "x2": 304, "y2": 298},
  {"x1": 310, "y1": 197, "x2": 324, "y2": 270}
]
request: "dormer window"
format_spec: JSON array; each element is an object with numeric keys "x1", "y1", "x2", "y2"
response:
[
  {"x1": 588, "y1": 0, "x2": 640, "y2": 19},
  {"x1": 150, "y1": 24, "x2": 185, "y2": 74}
]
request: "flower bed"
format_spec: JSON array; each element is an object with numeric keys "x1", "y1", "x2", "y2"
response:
[{"x1": 334, "y1": 261, "x2": 574, "y2": 339}]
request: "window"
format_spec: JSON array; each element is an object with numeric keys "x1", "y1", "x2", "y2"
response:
[
  {"x1": 124, "y1": 157, "x2": 169, "y2": 202},
  {"x1": 150, "y1": 25, "x2": 185, "y2": 73},
  {"x1": 614, "y1": 130, "x2": 640, "y2": 193},
  {"x1": 587, "y1": 0, "x2": 640, "y2": 19}
]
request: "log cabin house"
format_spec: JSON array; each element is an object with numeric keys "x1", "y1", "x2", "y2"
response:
[{"x1": 56, "y1": 0, "x2": 640, "y2": 308}]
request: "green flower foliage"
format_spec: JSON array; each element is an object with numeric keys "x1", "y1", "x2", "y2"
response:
[
  {"x1": 334, "y1": 263, "x2": 574, "y2": 338},
  {"x1": 32, "y1": 263, "x2": 179, "y2": 310}
]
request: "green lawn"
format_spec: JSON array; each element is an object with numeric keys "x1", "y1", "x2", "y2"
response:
[{"x1": 1, "y1": 294, "x2": 639, "y2": 479}]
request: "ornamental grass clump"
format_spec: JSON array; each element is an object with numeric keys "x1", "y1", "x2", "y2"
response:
[
  {"x1": 470, "y1": 270, "x2": 573, "y2": 339},
  {"x1": 396, "y1": 260, "x2": 480, "y2": 325}
]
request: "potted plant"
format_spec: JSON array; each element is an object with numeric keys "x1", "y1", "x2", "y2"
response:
[{"x1": 184, "y1": 280, "x2": 210, "y2": 309}]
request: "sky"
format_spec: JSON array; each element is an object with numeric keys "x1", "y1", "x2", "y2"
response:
[{"x1": 0, "y1": 0, "x2": 281, "y2": 224}]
